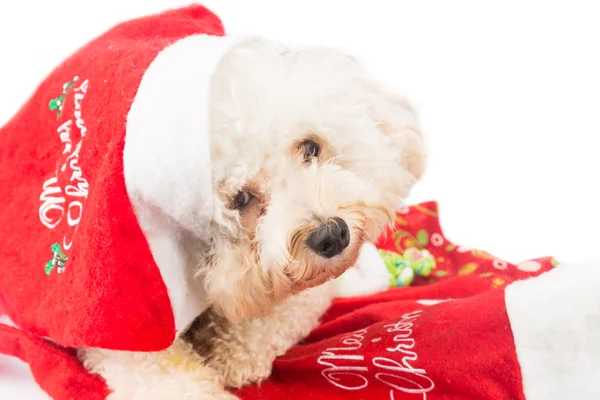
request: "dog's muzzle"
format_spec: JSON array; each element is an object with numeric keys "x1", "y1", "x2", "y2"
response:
[{"x1": 306, "y1": 217, "x2": 350, "y2": 258}]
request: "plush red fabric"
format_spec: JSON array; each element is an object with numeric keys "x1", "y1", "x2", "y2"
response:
[
  {"x1": 237, "y1": 290, "x2": 523, "y2": 400},
  {"x1": 233, "y1": 201, "x2": 556, "y2": 400},
  {"x1": 0, "y1": 324, "x2": 109, "y2": 400},
  {"x1": 0, "y1": 5, "x2": 223, "y2": 352}
]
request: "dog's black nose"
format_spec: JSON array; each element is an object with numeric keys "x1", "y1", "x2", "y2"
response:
[{"x1": 307, "y1": 217, "x2": 350, "y2": 258}]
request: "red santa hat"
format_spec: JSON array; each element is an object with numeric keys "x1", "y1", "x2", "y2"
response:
[{"x1": 0, "y1": 4, "x2": 251, "y2": 351}]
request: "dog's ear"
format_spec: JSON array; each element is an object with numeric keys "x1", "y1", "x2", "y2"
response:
[
  {"x1": 368, "y1": 83, "x2": 427, "y2": 181},
  {"x1": 396, "y1": 125, "x2": 427, "y2": 181}
]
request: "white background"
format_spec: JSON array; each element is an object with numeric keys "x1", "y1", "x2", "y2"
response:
[{"x1": 1, "y1": 1, "x2": 599, "y2": 398}]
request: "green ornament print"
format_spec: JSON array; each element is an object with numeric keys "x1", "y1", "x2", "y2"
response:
[
  {"x1": 379, "y1": 247, "x2": 436, "y2": 288},
  {"x1": 416, "y1": 229, "x2": 429, "y2": 247},
  {"x1": 48, "y1": 78, "x2": 78, "y2": 119},
  {"x1": 45, "y1": 243, "x2": 68, "y2": 275}
]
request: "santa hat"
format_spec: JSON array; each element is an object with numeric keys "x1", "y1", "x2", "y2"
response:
[{"x1": 0, "y1": 4, "x2": 252, "y2": 351}]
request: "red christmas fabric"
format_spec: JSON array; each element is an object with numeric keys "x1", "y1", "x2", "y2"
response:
[
  {"x1": 234, "y1": 201, "x2": 557, "y2": 400},
  {"x1": 0, "y1": 324, "x2": 109, "y2": 400},
  {"x1": 0, "y1": 5, "x2": 224, "y2": 351}
]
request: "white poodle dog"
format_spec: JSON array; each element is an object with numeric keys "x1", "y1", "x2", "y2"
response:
[{"x1": 79, "y1": 37, "x2": 426, "y2": 399}]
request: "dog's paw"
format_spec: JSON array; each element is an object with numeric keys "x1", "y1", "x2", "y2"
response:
[
  {"x1": 200, "y1": 388, "x2": 240, "y2": 400},
  {"x1": 207, "y1": 353, "x2": 274, "y2": 389},
  {"x1": 84, "y1": 341, "x2": 240, "y2": 400},
  {"x1": 105, "y1": 376, "x2": 239, "y2": 400}
]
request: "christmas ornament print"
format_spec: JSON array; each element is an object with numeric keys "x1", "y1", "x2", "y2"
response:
[
  {"x1": 45, "y1": 242, "x2": 68, "y2": 275},
  {"x1": 48, "y1": 77, "x2": 78, "y2": 119}
]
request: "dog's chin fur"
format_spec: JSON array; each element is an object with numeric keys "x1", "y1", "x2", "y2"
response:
[
  {"x1": 196, "y1": 38, "x2": 426, "y2": 322},
  {"x1": 80, "y1": 38, "x2": 426, "y2": 400}
]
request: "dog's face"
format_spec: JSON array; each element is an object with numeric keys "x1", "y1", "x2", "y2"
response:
[{"x1": 196, "y1": 39, "x2": 426, "y2": 321}]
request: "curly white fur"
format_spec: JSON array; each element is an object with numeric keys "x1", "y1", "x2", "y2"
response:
[{"x1": 81, "y1": 37, "x2": 425, "y2": 399}]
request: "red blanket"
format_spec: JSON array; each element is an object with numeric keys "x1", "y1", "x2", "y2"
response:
[{"x1": 235, "y1": 201, "x2": 558, "y2": 400}]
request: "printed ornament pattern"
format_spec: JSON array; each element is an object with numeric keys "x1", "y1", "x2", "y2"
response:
[
  {"x1": 379, "y1": 248, "x2": 435, "y2": 287},
  {"x1": 375, "y1": 201, "x2": 558, "y2": 289},
  {"x1": 45, "y1": 243, "x2": 68, "y2": 275},
  {"x1": 48, "y1": 77, "x2": 78, "y2": 120}
]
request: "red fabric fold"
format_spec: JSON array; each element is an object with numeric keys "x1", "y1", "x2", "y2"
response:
[{"x1": 0, "y1": 323, "x2": 109, "y2": 400}]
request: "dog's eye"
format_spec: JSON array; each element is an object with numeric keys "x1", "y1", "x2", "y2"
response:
[
  {"x1": 232, "y1": 191, "x2": 254, "y2": 210},
  {"x1": 299, "y1": 140, "x2": 321, "y2": 162}
]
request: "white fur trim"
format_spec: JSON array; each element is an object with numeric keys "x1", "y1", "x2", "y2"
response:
[
  {"x1": 415, "y1": 299, "x2": 453, "y2": 306},
  {"x1": 505, "y1": 262, "x2": 600, "y2": 399},
  {"x1": 124, "y1": 34, "x2": 251, "y2": 335},
  {"x1": 0, "y1": 315, "x2": 19, "y2": 328},
  {"x1": 335, "y1": 242, "x2": 390, "y2": 297}
]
